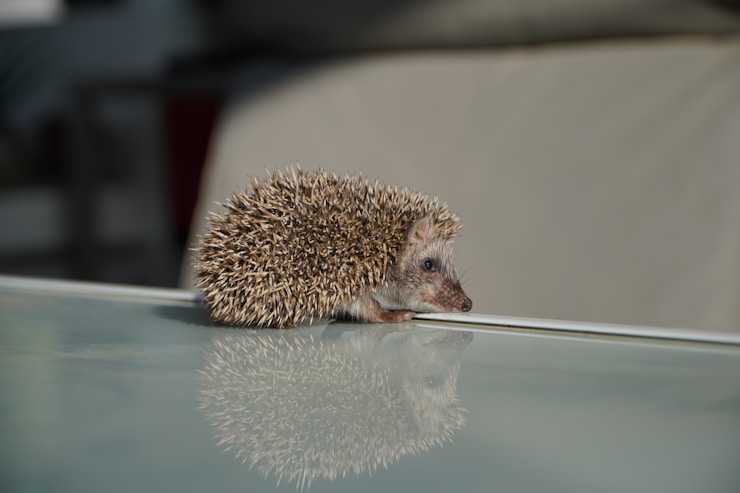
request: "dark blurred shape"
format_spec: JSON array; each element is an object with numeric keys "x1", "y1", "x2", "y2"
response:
[
  {"x1": 707, "y1": 0, "x2": 740, "y2": 12},
  {"x1": 0, "y1": 1, "x2": 209, "y2": 286},
  {"x1": 162, "y1": 90, "x2": 220, "y2": 246},
  {"x1": 65, "y1": 0, "x2": 120, "y2": 5},
  {"x1": 198, "y1": 0, "x2": 740, "y2": 54}
]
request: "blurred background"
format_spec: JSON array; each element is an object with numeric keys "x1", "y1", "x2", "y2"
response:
[{"x1": 1, "y1": 0, "x2": 739, "y2": 330}]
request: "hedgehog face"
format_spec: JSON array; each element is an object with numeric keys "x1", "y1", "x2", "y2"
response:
[{"x1": 382, "y1": 216, "x2": 472, "y2": 314}]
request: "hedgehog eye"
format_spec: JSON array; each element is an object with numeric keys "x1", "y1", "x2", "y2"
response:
[
  {"x1": 424, "y1": 375, "x2": 442, "y2": 388},
  {"x1": 422, "y1": 258, "x2": 437, "y2": 272}
]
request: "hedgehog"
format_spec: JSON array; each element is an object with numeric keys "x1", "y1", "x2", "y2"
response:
[{"x1": 193, "y1": 167, "x2": 472, "y2": 328}]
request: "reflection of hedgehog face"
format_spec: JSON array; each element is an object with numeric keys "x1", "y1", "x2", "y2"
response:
[
  {"x1": 198, "y1": 326, "x2": 472, "y2": 489},
  {"x1": 336, "y1": 327, "x2": 473, "y2": 435},
  {"x1": 395, "y1": 331, "x2": 473, "y2": 434}
]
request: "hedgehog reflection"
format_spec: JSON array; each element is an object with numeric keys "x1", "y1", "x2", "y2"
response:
[{"x1": 198, "y1": 325, "x2": 472, "y2": 489}]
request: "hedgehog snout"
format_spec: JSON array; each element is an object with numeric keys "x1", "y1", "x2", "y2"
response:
[
  {"x1": 449, "y1": 279, "x2": 472, "y2": 312},
  {"x1": 460, "y1": 297, "x2": 472, "y2": 312},
  {"x1": 430, "y1": 281, "x2": 472, "y2": 314}
]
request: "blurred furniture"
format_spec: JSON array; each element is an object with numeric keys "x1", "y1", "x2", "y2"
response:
[
  {"x1": 0, "y1": 1, "x2": 212, "y2": 286},
  {"x1": 184, "y1": 2, "x2": 740, "y2": 332}
]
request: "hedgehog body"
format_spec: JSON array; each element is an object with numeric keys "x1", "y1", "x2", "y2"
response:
[{"x1": 193, "y1": 167, "x2": 471, "y2": 328}]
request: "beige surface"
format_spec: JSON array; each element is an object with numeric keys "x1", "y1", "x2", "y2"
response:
[{"x1": 184, "y1": 37, "x2": 740, "y2": 332}]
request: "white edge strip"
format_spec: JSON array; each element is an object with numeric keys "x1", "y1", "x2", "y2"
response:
[
  {"x1": 0, "y1": 274, "x2": 201, "y2": 303},
  {"x1": 414, "y1": 312, "x2": 740, "y2": 346},
  {"x1": 2, "y1": 275, "x2": 739, "y2": 346}
]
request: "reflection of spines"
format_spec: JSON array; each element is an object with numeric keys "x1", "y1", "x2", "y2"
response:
[{"x1": 198, "y1": 332, "x2": 466, "y2": 489}]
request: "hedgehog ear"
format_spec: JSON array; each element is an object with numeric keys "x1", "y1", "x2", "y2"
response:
[{"x1": 407, "y1": 216, "x2": 437, "y2": 246}]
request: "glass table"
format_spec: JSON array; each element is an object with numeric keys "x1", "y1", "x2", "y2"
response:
[{"x1": 2, "y1": 275, "x2": 739, "y2": 493}]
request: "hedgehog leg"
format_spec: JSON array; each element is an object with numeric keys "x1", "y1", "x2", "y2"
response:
[{"x1": 336, "y1": 294, "x2": 415, "y2": 324}]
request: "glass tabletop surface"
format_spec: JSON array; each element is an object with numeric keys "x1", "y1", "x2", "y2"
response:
[{"x1": 1, "y1": 276, "x2": 739, "y2": 493}]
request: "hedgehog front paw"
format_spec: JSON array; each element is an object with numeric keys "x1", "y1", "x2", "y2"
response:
[
  {"x1": 338, "y1": 296, "x2": 417, "y2": 324},
  {"x1": 380, "y1": 310, "x2": 416, "y2": 323},
  {"x1": 365, "y1": 300, "x2": 415, "y2": 323}
]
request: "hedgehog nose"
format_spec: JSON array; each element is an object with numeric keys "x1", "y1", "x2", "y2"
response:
[{"x1": 460, "y1": 297, "x2": 472, "y2": 312}]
